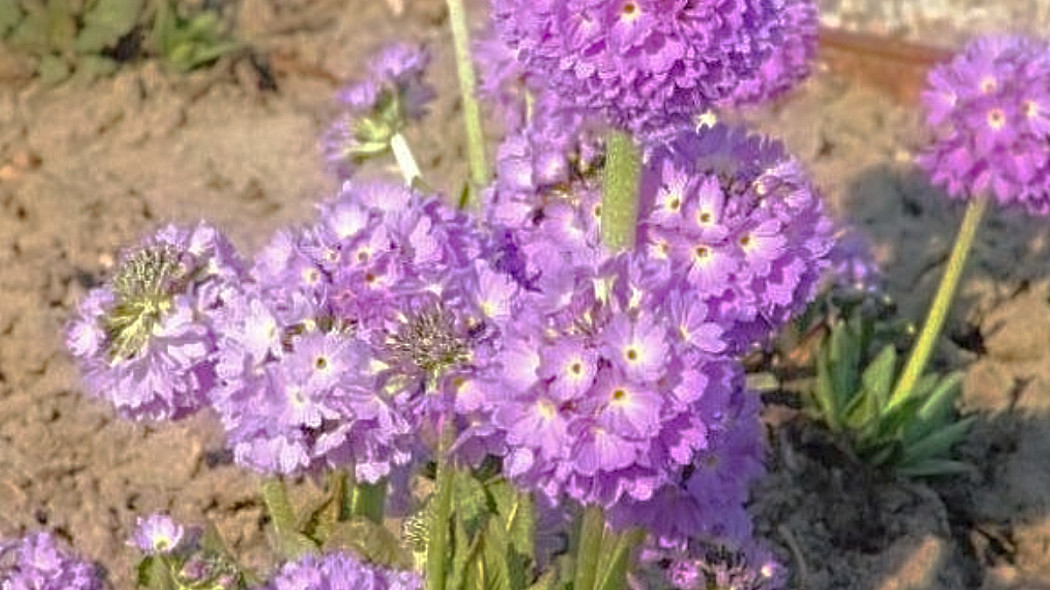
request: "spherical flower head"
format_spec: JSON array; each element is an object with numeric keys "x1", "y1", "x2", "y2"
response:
[
  {"x1": 918, "y1": 35, "x2": 1050, "y2": 215},
  {"x1": 263, "y1": 551, "x2": 422, "y2": 590},
  {"x1": 490, "y1": 0, "x2": 782, "y2": 132},
  {"x1": 323, "y1": 43, "x2": 435, "y2": 180},
  {"x1": 491, "y1": 252, "x2": 741, "y2": 511},
  {"x1": 131, "y1": 514, "x2": 185, "y2": 555},
  {"x1": 720, "y1": 0, "x2": 819, "y2": 107},
  {"x1": 0, "y1": 531, "x2": 104, "y2": 590},
  {"x1": 639, "y1": 123, "x2": 835, "y2": 353},
  {"x1": 212, "y1": 286, "x2": 412, "y2": 481},
  {"x1": 66, "y1": 222, "x2": 246, "y2": 421}
]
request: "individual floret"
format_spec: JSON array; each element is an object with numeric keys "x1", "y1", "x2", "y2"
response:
[{"x1": 131, "y1": 514, "x2": 185, "y2": 556}]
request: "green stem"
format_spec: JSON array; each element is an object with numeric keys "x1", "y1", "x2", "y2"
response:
[
  {"x1": 426, "y1": 424, "x2": 456, "y2": 590},
  {"x1": 351, "y1": 479, "x2": 388, "y2": 525},
  {"x1": 573, "y1": 505, "x2": 606, "y2": 590},
  {"x1": 600, "y1": 129, "x2": 642, "y2": 252},
  {"x1": 888, "y1": 195, "x2": 988, "y2": 411},
  {"x1": 445, "y1": 0, "x2": 489, "y2": 207},
  {"x1": 336, "y1": 468, "x2": 353, "y2": 521}
]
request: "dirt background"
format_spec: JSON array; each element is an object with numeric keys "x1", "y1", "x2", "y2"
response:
[{"x1": 1, "y1": 1, "x2": 1049, "y2": 589}]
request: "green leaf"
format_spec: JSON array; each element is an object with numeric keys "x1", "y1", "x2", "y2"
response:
[
  {"x1": 295, "y1": 485, "x2": 340, "y2": 544},
  {"x1": 896, "y1": 459, "x2": 977, "y2": 478},
  {"x1": 146, "y1": 0, "x2": 174, "y2": 54},
  {"x1": 0, "y1": 0, "x2": 23, "y2": 37},
  {"x1": 480, "y1": 518, "x2": 513, "y2": 590},
  {"x1": 917, "y1": 371, "x2": 964, "y2": 422},
  {"x1": 321, "y1": 516, "x2": 415, "y2": 570},
  {"x1": 37, "y1": 52, "x2": 70, "y2": 83},
  {"x1": 842, "y1": 384, "x2": 875, "y2": 432},
  {"x1": 75, "y1": 53, "x2": 118, "y2": 78},
  {"x1": 135, "y1": 555, "x2": 175, "y2": 590},
  {"x1": 449, "y1": 508, "x2": 476, "y2": 590},
  {"x1": 454, "y1": 469, "x2": 493, "y2": 537},
  {"x1": 260, "y1": 479, "x2": 319, "y2": 560},
  {"x1": 74, "y1": 0, "x2": 142, "y2": 52},
  {"x1": 524, "y1": 570, "x2": 558, "y2": 590},
  {"x1": 829, "y1": 321, "x2": 861, "y2": 402},
  {"x1": 901, "y1": 415, "x2": 976, "y2": 465},
  {"x1": 861, "y1": 344, "x2": 897, "y2": 406},
  {"x1": 595, "y1": 528, "x2": 645, "y2": 590},
  {"x1": 8, "y1": 3, "x2": 49, "y2": 52},
  {"x1": 45, "y1": 0, "x2": 76, "y2": 50},
  {"x1": 814, "y1": 339, "x2": 840, "y2": 431},
  {"x1": 487, "y1": 478, "x2": 535, "y2": 561}
]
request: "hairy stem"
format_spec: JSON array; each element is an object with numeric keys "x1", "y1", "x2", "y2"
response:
[
  {"x1": 601, "y1": 129, "x2": 642, "y2": 251},
  {"x1": 426, "y1": 424, "x2": 455, "y2": 590},
  {"x1": 445, "y1": 0, "x2": 489, "y2": 207}
]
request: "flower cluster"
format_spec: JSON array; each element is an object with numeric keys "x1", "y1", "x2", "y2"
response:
[
  {"x1": 721, "y1": 0, "x2": 820, "y2": 107},
  {"x1": 918, "y1": 35, "x2": 1050, "y2": 215},
  {"x1": 492, "y1": 252, "x2": 745, "y2": 509},
  {"x1": 490, "y1": 0, "x2": 782, "y2": 131},
  {"x1": 0, "y1": 531, "x2": 103, "y2": 590},
  {"x1": 639, "y1": 122, "x2": 836, "y2": 353},
  {"x1": 260, "y1": 551, "x2": 422, "y2": 590},
  {"x1": 322, "y1": 43, "x2": 435, "y2": 180},
  {"x1": 211, "y1": 179, "x2": 510, "y2": 478},
  {"x1": 66, "y1": 223, "x2": 246, "y2": 421}
]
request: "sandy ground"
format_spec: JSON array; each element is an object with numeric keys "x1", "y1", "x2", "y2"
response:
[{"x1": 1, "y1": 1, "x2": 1049, "y2": 588}]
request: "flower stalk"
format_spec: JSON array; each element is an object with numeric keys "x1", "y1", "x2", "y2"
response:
[
  {"x1": 426, "y1": 422, "x2": 456, "y2": 590},
  {"x1": 445, "y1": 0, "x2": 489, "y2": 207},
  {"x1": 889, "y1": 195, "x2": 988, "y2": 410}
]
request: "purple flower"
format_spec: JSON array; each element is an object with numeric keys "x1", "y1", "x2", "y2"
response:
[
  {"x1": 491, "y1": 252, "x2": 741, "y2": 510},
  {"x1": 131, "y1": 514, "x2": 185, "y2": 555},
  {"x1": 720, "y1": 0, "x2": 819, "y2": 107},
  {"x1": 639, "y1": 123, "x2": 835, "y2": 353},
  {"x1": 918, "y1": 35, "x2": 1050, "y2": 215},
  {"x1": 0, "y1": 531, "x2": 103, "y2": 590},
  {"x1": 261, "y1": 551, "x2": 421, "y2": 590},
  {"x1": 607, "y1": 385, "x2": 765, "y2": 550},
  {"x1": 322, "y1": 43, "x2": 435, "y2": 180},
  {"x1": 825, "y1": 223, "x2": 882, "y2": 293},
  {"x1": 664, "y1": 542, "x2": 786, "y2": 590},
  {"x1": 490, "y1": 0, "x2": 782, "y2": 132},
  {"x1": 212, "y1": 285, "x2": 412, "y2": 480},
  {"x1": 66, "y1": 223, "x2": 246, "y2": 422}
]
